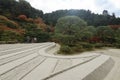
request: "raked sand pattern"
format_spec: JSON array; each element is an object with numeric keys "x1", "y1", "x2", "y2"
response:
[{"x1": 0, "y1": 42, "x2": 119, "y2": 80}]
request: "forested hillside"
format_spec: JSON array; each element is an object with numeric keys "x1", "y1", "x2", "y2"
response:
[
  {"x1": 43, "y1": 9, "x2": 120, "y2": 26},
  {"x1": 0, "y1": 0, "x2": 120, "y2": 52},
  {"x1": 1, "y1": 0, "x2": 120, "y2": 26},
  {"x1": 0, "y1": 0, "x2": 52, "y2": 43},
  {"x1": 0, "y1": 0, "x2": 43, "y2": 18}
]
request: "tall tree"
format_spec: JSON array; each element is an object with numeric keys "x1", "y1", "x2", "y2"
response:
[
  {"x1": 55, "y1": 16, "x2": 87, "y2": 45},
  {"x1": 55, "y1": 16, "x2": 87, "y2": 35}
]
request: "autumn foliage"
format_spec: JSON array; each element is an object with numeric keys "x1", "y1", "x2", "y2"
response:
[
  {"x1": 33, "y1": 18, "x2": 48, "y2": 31},
  {"x1": 109, "y1": 25, "x2": 120, "y2": 30},
  {"x1": 0, "y1": 24, "x2": 24, "y2": 34},
  {"x1": 18, "y1": 15, "x2": 27, "y2": 20},
  {"x1": 89, "y1": 37, "x2": 101, "y2": 43},
  {"x1": 0, "y1": 15, "x2": 25, "y2": 35}
]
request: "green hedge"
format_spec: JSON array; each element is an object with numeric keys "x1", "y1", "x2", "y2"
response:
[
  {"x1": 114, "y1": 44, "x2": 120, "y2": 48},
  {"x1": 79, "y1": 42, "x2": 94, "y2": 50},
  {"x1": 59, "y1": 45, "x2": 73, "y2": 54},
  {"x1": 93, "y1": 43, "x2": 104, "y2": 48}
]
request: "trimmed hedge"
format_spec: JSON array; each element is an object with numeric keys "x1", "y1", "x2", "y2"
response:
[
  {"x1": 93, "y1": 43, "x2": 104, "y2": 48},
  {"x1": 79, "y1": 42, "x2": 94, "y2": 50},
  {"x1": 59, "y1": 45, "x2": 73, "y2": 54}
]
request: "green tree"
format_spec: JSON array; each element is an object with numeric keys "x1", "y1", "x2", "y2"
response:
[
  {"x1": 55, "y1": 16, "x2": 87, "y2": 35},
  {"x1": 0, "y1": 0, "x2": 43, "y2": 18},
  {"x1": 76, "y1": 26, "x2": 96, "y2": 41},
  {"x1": 55, "y1": 16, "x2": 87, "y2": 45},
  {"x1": 0, "y1": 29, "x2": 4, "y2": 40},
  {"x1": 23, "y1": 23, "x2": 50, "y2": 42},
  {"x1": 96, "y1": 26, "x2": 115, "y2": 43},
  {"x1": 115, "y1": 28, "x2": 120, "y2": 43},
  {"x1": 1, "y1": 30, "x2": 23, "y2": 42},
  {"x1": 44, "y1": 9, "x2": 120, "y2": 27}
]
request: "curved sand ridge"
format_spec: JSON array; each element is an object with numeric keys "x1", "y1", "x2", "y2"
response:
[{"x1": 0, "y1": 42, "x2": 116, "y2": 80}]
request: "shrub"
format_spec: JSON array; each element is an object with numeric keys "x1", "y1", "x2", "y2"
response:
[
  {"x1": 0, "y1": 30, "x2": 23, "y2": 43},
  {"x1": 37, "y1": 32, "x2": 50, "y2": 42},
  {"x1": 5, "y1": 21, "x2": 17, "y2": 29},
  {"x1": 72, "y1": 45, "x2": 85, "y2": 52},
  {"x1": 116, "y1": 38, "x2": 120, "y2": 44},
  {"x1": 114, "y1": 44, "x2": 120, "y2": 48},
  {"x1": 79, "y1": 42, "x2": 94, "y2": 50},
  {"x1": 18, "y1": 15, "x2": 27, "y2": 20},
  {"x1": 52, "y1": 33, "x2": 75, "y2": 45},
  {"x1": 0, "y1": 15, "x2": 9, "y2": 21},
  {"x1": 103, "y1": 44, "x2": 114, "y2": 47},
  {"x1": 59, "y1": 45, "x2": 73, "y2": 54},
  {"x1": 94, "y1": 43, "x2": 104, "y2": 48},
  {"x1": 0, "y1": 20, "x2": 17, "y2": 29}
]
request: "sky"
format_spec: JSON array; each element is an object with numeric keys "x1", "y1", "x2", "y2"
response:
[{"x1": 26, "y1": 0, "x2": 120, "y2": 17}]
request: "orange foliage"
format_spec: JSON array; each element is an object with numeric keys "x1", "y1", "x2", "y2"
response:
[
  {"x1": 109, "y1": 25, "x2": 120, "y2": 30},
  {"x1": 89, "y1": 37, "x2": 101, "y2": 43},
  {"x1": 49, "y1": 27, "x2": 55, "y2": 32},
  {"x1": 27, "y1": 18, "x2": 34, "y2": 22},
  {"x1": 18, "y1": 15, "x2": 27, "y2": 20},
  {"x1": 17, "y1": 15, "x2": 48, "y2": 31},
  {"x1": 0, "y1": 15, "x2": 9, "y2": 21},
  {"x1": 0, "y1": 15, "x2": 19, "y2": 27},
  {"x1": 0, "y1": 24, "x2": 25, "y2": 35},
  {"x1": 34, "y1": 18, "x2": 48, "y2": 31},
  {"x1": 34, "y1": 18, "x2": 43, "y2": 24},
  {"x1": 36, "y1": 23, "x2": 47, "y2": 31}
]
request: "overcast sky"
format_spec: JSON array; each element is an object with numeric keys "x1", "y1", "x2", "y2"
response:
[{"x1": 26, "y1": 0, "x2": 120, "y2": 17}]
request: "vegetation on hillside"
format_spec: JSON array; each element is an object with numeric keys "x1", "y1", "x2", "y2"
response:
[
  {"x1": 43, "y1": 9, "x2": 120, "y2": 27},
  {"x1": 0, "y1": 0, "x2": 43, "y2": 18},
  {"x1": 53, "y1": 16, "x2": 120, "y2": 54},
  {"x1": 0, "y1": 0, "x2": 120, "y2": 54}
]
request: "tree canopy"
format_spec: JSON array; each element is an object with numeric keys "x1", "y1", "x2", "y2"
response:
[
  {"x1": 0, "y1": 0, "x2": 43, "y2": 18},
  {"x1": 43, "y1": 9, "x2": 120, "y2": 27},
  {"x1": 0, "y1": 0, "x2": 120, "y2": 53},
  {"x1": 55, "y1": 16, "x2": 87, "y2": 35}
]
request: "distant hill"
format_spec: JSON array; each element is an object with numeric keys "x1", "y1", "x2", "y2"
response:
[
  {"x1": 43, "y1": 9, "x2": 120, "y2": 26},
  {"x1": 0, "y1": 0, "x2": 43, "y2": 18},
  {"x1": 1, "y1": 0, "x2": 120, "y2": 27}
]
